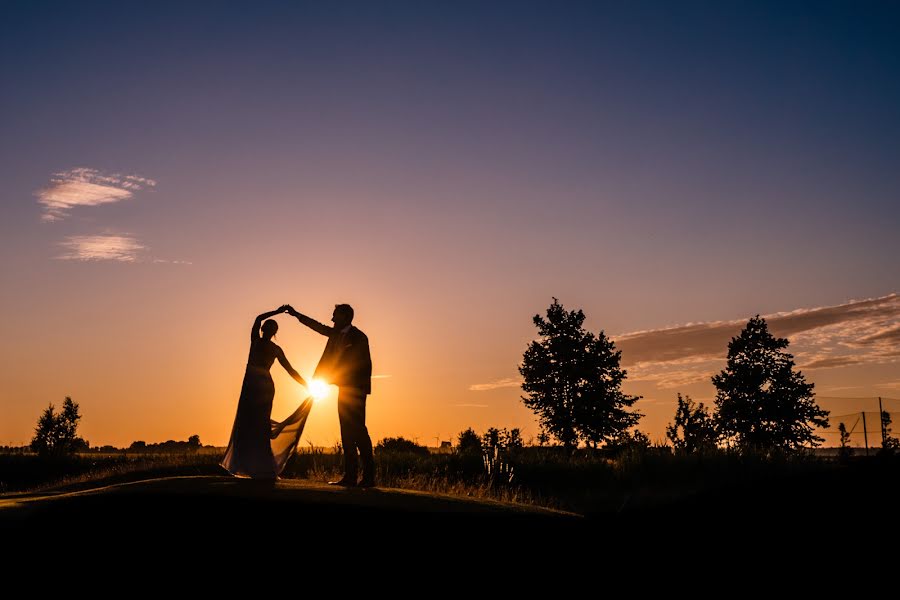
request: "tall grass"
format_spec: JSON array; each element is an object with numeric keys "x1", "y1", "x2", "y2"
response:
[{"x1": 2, "y1": 446, "x2": 885, "y2": 516}]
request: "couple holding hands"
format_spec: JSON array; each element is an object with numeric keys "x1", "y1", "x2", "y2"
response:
[{"x1": 221, "y1": 303, "x2": 374, "y2": 487}]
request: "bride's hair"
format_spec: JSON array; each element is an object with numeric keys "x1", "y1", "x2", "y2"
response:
[{"x1": 261, "y1": 319, "x2": 279, "y2": 339}]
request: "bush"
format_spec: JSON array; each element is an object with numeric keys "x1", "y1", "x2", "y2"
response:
[{"x1": 375, "y1": 437, "x2": 430, "y2": 456}]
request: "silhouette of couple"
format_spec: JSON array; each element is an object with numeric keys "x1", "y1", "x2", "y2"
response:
[{"x1": 221, "y1": 304, "x2": 374, "y2": 487}]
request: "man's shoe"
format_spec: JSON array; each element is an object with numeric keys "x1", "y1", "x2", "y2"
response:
[
  {"x1": 328, "y1": 478, "x2": 357, "y2": 487},
  {"x1": 358, "y1": 477, "x2": 376, "y2": 488}
]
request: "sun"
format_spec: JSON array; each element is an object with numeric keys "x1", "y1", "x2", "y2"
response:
[{"x1": 308, "y1": 379, "x2": 330, "y2": 401}]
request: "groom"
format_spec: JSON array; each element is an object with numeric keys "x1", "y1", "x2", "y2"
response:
[{"x1": 285, "y1": 304, "x2": 374, "y2": 487}]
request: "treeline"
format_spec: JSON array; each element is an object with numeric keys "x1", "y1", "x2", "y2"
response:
[{"x1": 127, "y1": 435, "x2": 203, "y2": 453}]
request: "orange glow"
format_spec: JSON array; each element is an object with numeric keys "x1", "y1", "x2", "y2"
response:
[{"x1": 308, "y1": 379, "x2": 330, "y2": 401}]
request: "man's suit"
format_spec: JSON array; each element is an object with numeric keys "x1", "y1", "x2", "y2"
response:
[{"x1": 296, "y1": 314, "x2": 373, "y2": 482}]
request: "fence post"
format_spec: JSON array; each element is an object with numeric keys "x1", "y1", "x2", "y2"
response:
[{"x1": 862, "y1": 411, "x2": 869, "y2": 457}]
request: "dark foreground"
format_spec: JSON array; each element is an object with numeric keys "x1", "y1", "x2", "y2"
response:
[
  {"x1": 4, "y1": 459, "x2": 897, "y2": 539},
  {"x1": 0, "y1": 476, "x2": 580, "y2": 541},
  {"x1": 2, "y1": 467, "x2": 897, "y2": 576}
]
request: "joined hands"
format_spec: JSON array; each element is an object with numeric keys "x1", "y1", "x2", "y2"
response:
[{"x1": 277, "y1": 304, "x2": 298, "y2": 317}]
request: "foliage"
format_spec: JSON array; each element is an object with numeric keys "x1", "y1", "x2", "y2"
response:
[
  {"x1": 666, "y1": 394, "x2": 717, "y2": 454},
  {"x1": 879, "y1": 411, "x2": 900, "y2": 455},
  {"x1": 838, "y1": 422, "x2": 853, "y2": 461},
  {"x1": 30, "y1": 397, "x2": 88, "y2": 457},
  {"x1": 127, "y1": 437, "x2": 201, "y2": 453},
  {"x1": 520, "y1": 298, "x2": 641, "y2": 449},
  {"x1": 375, "y1": 436, "x2": 430, "y2": 456},
  {"x1": 479, "y1": 427, "x2": 524, "y2": 453},
  {"x1": 482, "y1": 427, "x2": 502, "y2": 452},
  {"x1": 456, "y1": 428, "x2": 482, "y2": 455},
  {"x1": 505, "y1": 428, "x2": 523, "y2": 449},
  {"x1": 605, "y1": 429, "x2": 651, "y2": 456},
  {"x1": 713, "y1": 316, "x2": 828, "y2": 454}
]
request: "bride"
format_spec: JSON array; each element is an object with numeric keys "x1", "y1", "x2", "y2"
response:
[{"x1": 222, "y1": 306, "x2": 313, "y2": 479}]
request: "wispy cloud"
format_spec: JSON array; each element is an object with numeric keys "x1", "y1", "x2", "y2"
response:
[
  {"x1": 617, "y1": 294, "x2": 900, "y2": 388},
  {"x1": 371, "y1": 374, "x2": 392, "y2": 379},
  {"x1": 615, "y1": 294, "x2": 900, "y2": 366},
  {"x1": 469, "y1": 377, "x2": 522, "y2": 392},
  {"x1": 36, "y1": 168, "x2": 156, "y2": 222},
  {"x1": 801, "y1": 356, "x2": 863, "y2": 370},
  {"x1": 56, "y1": 234, "x2": 147, "y2": 262}
]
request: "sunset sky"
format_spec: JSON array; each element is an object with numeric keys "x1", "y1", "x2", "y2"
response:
[{"x1": 2, "y1": 2, "x2": 899, "y2": 448}]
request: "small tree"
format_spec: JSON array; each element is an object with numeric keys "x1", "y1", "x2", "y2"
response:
[
  {"x1": 713, "y1": 316, "x2": 828, "y2": 454},
  {"x1": 31, "y1": 397, "x2": 86, "y2": 457},
  {"x1": 879, "y1": 411, "x2": 900, "y2": 454},
  {"x1": 838, "y1": 422, "x2": 853, "y2": 461},
  {"x1": 520, "y1": 298, "x2": 641, "y2": 450},
  {"x1": 375, "y1": 436, "x2": 429, "y2": 456},
  {"x1": 482, "y1": 427, "x2": 503, "y2": 452},
  {"x1": 666, "y1": 394, "x2": 717, "y2": 454},
  {"x1": 504, "y1": 428, "x2": 523, "y2": 449},
  {"x1": 188, "y1": 434, "x2": 201, "y2": 447},
  {"x1": 536, "y1": 429, "x2": 551, "y2": 447},
  {"x1": 456, "y1": 428, "x2": 482, "y2": 454},
  {"x1": 606, "y1": 429, "x2": 651, "y2": 455}
]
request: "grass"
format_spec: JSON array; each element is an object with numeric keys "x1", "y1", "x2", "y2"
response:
[{"x1": 3, "y1": 446, "x2": 898, "y2": 517}]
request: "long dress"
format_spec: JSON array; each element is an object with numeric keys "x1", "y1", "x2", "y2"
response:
[{"x1": 221, "y1": 338, "x2": 313, "y2": 478}]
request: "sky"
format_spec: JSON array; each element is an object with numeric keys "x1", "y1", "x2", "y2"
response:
[{"x1": 1, "y1": 1, "x2": 899, "y2": 448}]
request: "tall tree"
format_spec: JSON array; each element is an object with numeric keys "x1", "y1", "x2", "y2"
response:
[
  {"x1": 520, "y1": 298, "x2": 641, "y2": 449},
  {"x1": 666, "y1": 394, "x2": 717, "y2": 454},
  {"x1": 713, "y1": 316, "x2": 828, "y2": 453}
]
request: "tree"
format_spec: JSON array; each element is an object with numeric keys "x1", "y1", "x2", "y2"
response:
[
  {"x1": 482, "y1": 427, "x2": 502, "y2": 452},
  {"x1": 666, "y1": 394, "x2": 717, "y2": 454},
  {"x1": 838, "y1": 422, "x2": 853, "y2": 461},
  {"x1": 30, "y1": 396, "x2": 87, "y2": 457},
  {"x1": 713, "y1": 316, "x2": 828, "y2": 454},
  {"x1": 188, "y1": 434, "x2": 201, "y2": 447},
  {"x1": 879, "y1": 411, "x2": 900, "y2": 454},
  {"x1": 456, "y1": 428, "x2": 482, "y2": 454},
  {"x1": 520, "y1": 298, "x2": 641, "y2": 449},
  {"x1": 504, "y1": 428, "x2": 523, "y2": 449},
  {"x1": 375, "y1": 436, "x2": 430, "y2": 456}
]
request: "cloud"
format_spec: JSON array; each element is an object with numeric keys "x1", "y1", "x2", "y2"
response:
[
  {"x1": 855, "y1": 324, "x2": 900, "y2": 346},
  {"x1": 469, "y1": 377, "x2": 522, "y2": 392},
  {"x1": 56, "y1": 234, "x2": 147, "y2": 262},
  {"x1": 611, "y1": 293, "x2": 900, "y2": 392},
  {"x1": 37, "y1": 168, "x2": 156, "y2": 221},
  {"x1": 801, "y1": 356, "x2": 864, "y2": 370},
  {"x1": 371, "y1": 374, "x2": 392, "y2": 379},
  {"x1": 614, "y1": 294, "x2": 900, "y2": 366}
]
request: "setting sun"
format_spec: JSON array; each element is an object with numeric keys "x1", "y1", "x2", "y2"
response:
[{"x1": 308, "y1": 379, "x2": 330, "y2": 401}]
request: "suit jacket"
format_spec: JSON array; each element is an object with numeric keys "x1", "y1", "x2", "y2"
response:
[{"x1": 298, "y1": 315, "x2": 372, "y2": 395}]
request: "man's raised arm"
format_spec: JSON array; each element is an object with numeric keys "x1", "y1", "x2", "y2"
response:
[{"x1": 286, "y1": 305, "x2": 333, "y2": 337}]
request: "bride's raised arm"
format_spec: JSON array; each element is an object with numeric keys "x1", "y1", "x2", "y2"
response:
[
  {"x1": 251, "y1": 307, "x2": 287, "y2": 340},
  {"x1": 276, "y1": 349, "x2": 307, "y2": 388}
]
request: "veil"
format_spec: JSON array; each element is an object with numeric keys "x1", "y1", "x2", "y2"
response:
[{"x1": 270, "y1": 396, "x2": 314, "y2": 473}]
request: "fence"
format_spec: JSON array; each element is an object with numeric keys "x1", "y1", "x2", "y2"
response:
[{"x1": 816, "y1": 396, "x2": 900, "y2": 452}]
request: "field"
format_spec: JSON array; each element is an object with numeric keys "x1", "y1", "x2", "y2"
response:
[{"x1": 3, "y1": 446, "x2": 899, "y2": 521}]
